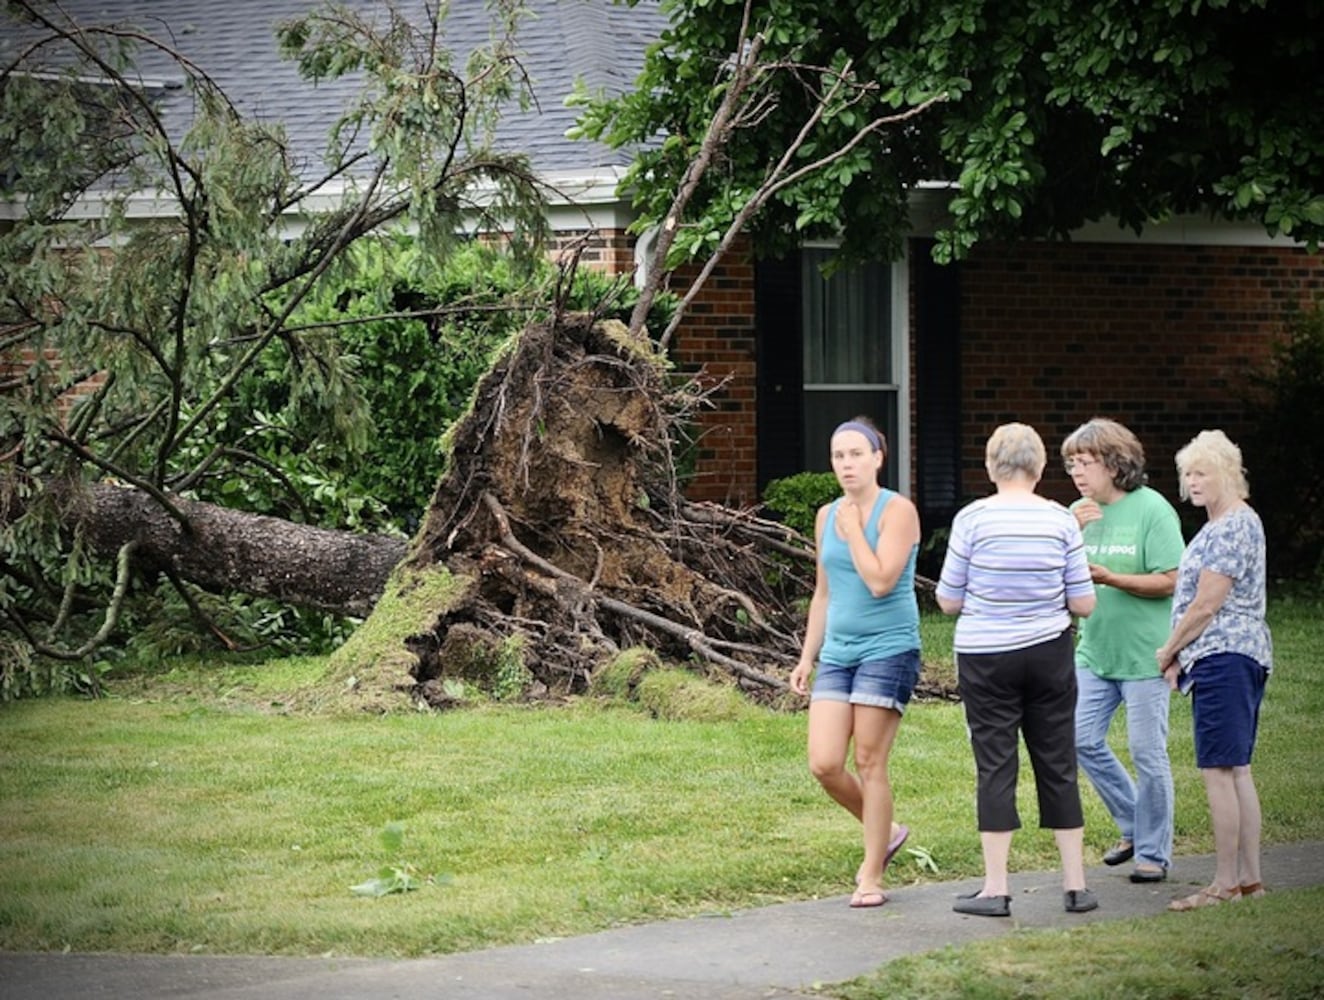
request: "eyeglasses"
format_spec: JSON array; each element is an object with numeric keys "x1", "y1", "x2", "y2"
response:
[{"x1": 1063, "y1": 456, "x2": 1100, "y2": 474}]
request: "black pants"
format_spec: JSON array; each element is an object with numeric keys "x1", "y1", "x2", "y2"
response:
[{"x1": 957, "y1": 630, "x2": 1084, "y2": 832}]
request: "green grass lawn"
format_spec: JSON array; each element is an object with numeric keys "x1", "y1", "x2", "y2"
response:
[
  {"x1": 831, "y1": 885, "x2": 1324, "y2": 999},
  {"x1": 1, "y1": 596, "x2": 1321, "y2": 985}
]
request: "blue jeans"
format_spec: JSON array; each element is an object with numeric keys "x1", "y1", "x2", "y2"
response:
[{"x1": 1074, "y1": 668, "x2": 1174, "y2": 870}]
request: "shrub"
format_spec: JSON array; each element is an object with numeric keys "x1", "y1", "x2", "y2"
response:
[
  {"x1": 198, "y1": 238, "x2": 678, "y2": 536},
  {"x1": 760, "y1": 471, "x2": 841, "y2": 537},
  {"x1": 1245, "y1": 303, "x2": 1324, "y2": 582}
]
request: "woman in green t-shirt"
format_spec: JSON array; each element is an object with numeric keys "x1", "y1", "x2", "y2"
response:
[{"x1": 1062, "y1": 419, "x2": 1186, "y2": 883}]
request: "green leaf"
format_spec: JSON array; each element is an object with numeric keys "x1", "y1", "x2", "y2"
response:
[
  {"x1": 1101, "y1": 125, "x2": 1132, "y2": 156},
  {"x1": 1301, "y1": 199, "x2": 1324, "y2": 225}
]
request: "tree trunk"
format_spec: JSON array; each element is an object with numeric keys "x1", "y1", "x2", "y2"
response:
[{"x1": 66, "y1": 484, "x2": 406, "y2": 617}]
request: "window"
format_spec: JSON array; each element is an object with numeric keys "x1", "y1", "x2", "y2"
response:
[{"x1": 800, "y1": 246, "x2": 907, "y2": 490}]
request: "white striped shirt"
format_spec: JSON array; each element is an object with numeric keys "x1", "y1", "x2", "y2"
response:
[{"x1": 937, "y1": 496, "x2": 1094, "y2": 654}]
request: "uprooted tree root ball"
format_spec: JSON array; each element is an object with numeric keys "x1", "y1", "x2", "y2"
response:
[{"x1": 394, "y1": 315, "x2": 809, "y2": 707}]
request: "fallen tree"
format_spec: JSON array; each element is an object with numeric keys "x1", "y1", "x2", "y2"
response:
[{"x1": 64, "y1": 483, "x2": 405, "y2": 619}]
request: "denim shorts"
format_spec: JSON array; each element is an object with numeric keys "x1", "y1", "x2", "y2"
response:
[
  {"x1": 1191, "y1": 652, "x2": 1268, "y2": 768},
  {"x1": 811, "y1": 648, "x2": 921, "y2": 712}
]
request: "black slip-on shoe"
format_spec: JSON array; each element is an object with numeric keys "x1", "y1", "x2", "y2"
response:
[
  {"x1": 1065, "y1": 888, "x2": 1099, "y2": 913},
  {"x1": 1130, "y1": 865, "x2": 1167, "y2": 883},
  {"x1": 953, "y1": 891, "x2": 1011, "y2": 917},
  {"x1": 1103, "y1": 841, "x2": 1135, "y2": 866}
]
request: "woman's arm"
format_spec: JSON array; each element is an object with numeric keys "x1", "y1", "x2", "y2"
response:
[
  {"x1": 1156, "y1": 568, "x2": 1235, "y2": 673},
  {"x1": 838, "y1": 493, "x2": 921, "y2": 598},
  {"x1": 1068, "y1": 591, "x2": 1097, "y2": 617},
  {"x1": 1064, "y1": 513, "x2": 1097, "y2": 618},
  {"x1": 1091, "y1": 566, "x2": 1177, "y2": 598},
  {"x1": 935, "y1": 510, "x2": 968, "y2": 615},
  {"x1": 936, "y1": 593, "x2": 963, "y2": 615}
]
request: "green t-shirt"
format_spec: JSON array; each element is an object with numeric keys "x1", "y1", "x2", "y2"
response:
[{"x1": 1072, "y1": 485, "x2": 1186, "y2": 680}]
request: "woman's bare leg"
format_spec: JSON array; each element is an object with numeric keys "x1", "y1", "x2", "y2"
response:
[
  {"x1": 852, "y1": 704, "x2": 903, "y2": 893},
  {"x1": 1201, "y1": 767, "x2": 1241, "y2": 891},
  {"x1": 1054, "y1": 826, "x2": 1087, "y2": 891},
  {"x1": 806, "y1": 700, "x2": 904, "y2": 893},
  {"x1": 806, "y1": 700, "x2": 860, "y2": 815},
  {"x1": 1233, "y1": 765, "x2": 1262, "y2": 888},
  {"x1": 978, "y1": 830, "x2": 1013, "y2": 897}
]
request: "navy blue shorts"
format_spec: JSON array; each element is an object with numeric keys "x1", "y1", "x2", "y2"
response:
[
  {"x1": 810, "y1": 648, "x2": 921, "y2": 712},
  {"x1": 1191, "y1": 652, "x2": 1268, "y2": 768}
]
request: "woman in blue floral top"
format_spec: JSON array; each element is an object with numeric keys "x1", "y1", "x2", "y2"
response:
[{"x1": 1157, "y1": 430, "x2": 1272, "y2": 911}]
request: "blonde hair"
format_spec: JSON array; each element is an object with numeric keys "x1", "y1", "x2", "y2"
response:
[
  {"x1": 1175, "y1": 429, "x2": 1250, "y2": 501},
  {"x1": 986, "y1": 422, "x2": 1046, "y2": 482}
]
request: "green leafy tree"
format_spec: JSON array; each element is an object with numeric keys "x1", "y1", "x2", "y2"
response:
[{"x1": 574, "y1": 0, "x2": 1324, "y2": 267}]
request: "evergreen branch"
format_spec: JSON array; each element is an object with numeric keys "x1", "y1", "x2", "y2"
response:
[
  {"x1": 170, "y1": 445, "x2": 314, "y2": 524},
  {"x1": 16, "y1": 539, "x2": 138, "y2": 660}
]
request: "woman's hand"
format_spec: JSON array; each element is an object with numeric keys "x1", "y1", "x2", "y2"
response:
[
  {"x1": 789, "y1": 660, "x2": 814, "y2": 697},
  {"x1": 1074, "y1": 499, "x2": 1103, "y2": 529},
  {"x1": 1156, "y1": 645, "x2": 1181, "y2": 689},
  {"x1": 835, "y1": 500, "x2": 866, "y2": 540}
]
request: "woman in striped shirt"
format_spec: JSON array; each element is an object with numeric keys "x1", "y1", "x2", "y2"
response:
[{"x1": 936, "y1": 423, "x2": 1098, "y2": 918}]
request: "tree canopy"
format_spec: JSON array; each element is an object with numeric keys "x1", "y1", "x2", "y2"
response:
[{"x1": 574, "y1": 0, "x2": 1324, "y2": 264}]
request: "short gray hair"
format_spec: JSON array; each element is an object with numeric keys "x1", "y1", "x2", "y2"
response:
[{"x1": 986, "y1": 423, "x2": 1046, "y2": 482}]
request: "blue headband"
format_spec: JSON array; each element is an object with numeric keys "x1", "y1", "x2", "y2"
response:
[{"x1": 833, "y1": 421, "x2": 883, "y2": 452}]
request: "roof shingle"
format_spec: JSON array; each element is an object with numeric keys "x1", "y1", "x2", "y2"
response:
[{"x1": 2, "y1": 0, "x2": 663, "y2": 179}]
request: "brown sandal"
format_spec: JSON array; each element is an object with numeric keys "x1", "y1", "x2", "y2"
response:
[
  {"x1": 1239, "y1": 882, "x2": 1266, "y2": 899},
  {"x1": 849, "y1": 887, "x2": 888, "y2": 908},
  {"x1": 1168, "y1": 884, "x2": 1239, "y2": 911}
]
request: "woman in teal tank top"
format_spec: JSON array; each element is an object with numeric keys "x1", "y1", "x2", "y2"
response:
[{"x1": 789, "y1": 417, "x2": 922, "y2": 909}]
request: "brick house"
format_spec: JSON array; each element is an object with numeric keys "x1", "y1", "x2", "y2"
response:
[
  {"x1": 6, "y1": 0, "x2": 1322, "y2": 540},
  {"x1": 718, "y1": 220, "x2": 1324, "y2": 531}
]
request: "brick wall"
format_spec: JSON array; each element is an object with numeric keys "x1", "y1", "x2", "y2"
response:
[
  {"x1": 666, "y1": 242, "x2": 759, "y2": 505},
  {"x1": 956, "y1": 241, "x2": 1324, "y2": 509},
  {"x1": 665, "y1": 238, "x2": 1324, "y2": 516},
  {"x1": 548, "y1": 229, "x2": 636, "y2": 274}
]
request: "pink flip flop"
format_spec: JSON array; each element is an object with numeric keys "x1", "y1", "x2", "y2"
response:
[{"x1": 849, "y1": 887, "x2": 888, "y2": 908}]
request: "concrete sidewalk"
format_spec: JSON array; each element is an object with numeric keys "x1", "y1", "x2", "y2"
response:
[{"x1": 3, "y1": 841, "x2": 1322, "y2": 999}]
